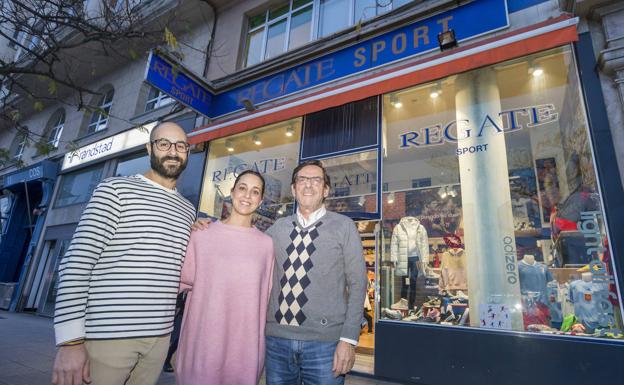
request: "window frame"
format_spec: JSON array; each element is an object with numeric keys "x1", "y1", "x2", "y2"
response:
[
  {"x1": 243, "y1": 0, "x2": 411, "y2": 68},
  {"x1": 87, "y1": 88, "x2": 114, "y2": 134},
  {"x1": 47, "y1": 110, "x2": 65, "y2": 148},
  {"x1": 145, "y1": 86, "x2": 174, "y2": 112},
  {"x1": 13, "y1": 134, "x2": 27, "y2": 160}
]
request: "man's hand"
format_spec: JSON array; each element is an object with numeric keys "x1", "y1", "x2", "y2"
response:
[
  {"x1": 191, "y1": 218, "x2": 212, "y2": 231},
  {"x1": 332, "y1": 340, "x2": 356, "y2": 377},
  {"x1": 52, "y1": 344, "x2": 90, "y2": 385}
]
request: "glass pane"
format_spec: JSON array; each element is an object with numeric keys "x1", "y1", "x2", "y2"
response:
[
  {"x1": 293, "y1": 0, "x2": 312, "y2": 9},
  {"x1": 269, "y1": 2, "x2": 289, "y2": 20},
  {"x1": 355, "y1": 0, "x2": 377, "y2": 22},
  {"x1": 393, "y1": 0, "x2": 412, "y2": 8},
  {"x1": 379, "y1": 46, "x2": 623, "y2": 340},
  {"x1": 322, "y1": 150, "x2": 378, "y2": 214},
  {"x1": 199, "y1": 119, "x2": 302, "y2": 231},
  {"x1": 249, "y1": 13, "x2": 266, "y2": 30},
  {"x1": 116, "y1": 151, "x2": 149, "y2": 177},
  {"x1": 319, "y1": 0, "x2": 350, "y2": 38},
  {"x1": 265, "y1": 19, "x2": 287, "y2": 60},
  {"x1": 288, "y1": 6, "x2": 312, "y2": 50},
  {"x1": 245, "y1": 28, "x2": 264, "y2": 67},
  {"x1": 55, "y1": 164, "x2": 105, "y2": 207},
  {"x1": 0, "y1": 195, "x2": 13, "y2": 235}
]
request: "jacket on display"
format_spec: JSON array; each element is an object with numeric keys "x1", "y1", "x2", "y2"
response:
[{"x1": 390, "y1": 216, "x2": 429, "y2": 276}]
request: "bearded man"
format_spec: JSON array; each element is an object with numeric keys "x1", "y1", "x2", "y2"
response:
[{"x1": 52, "y1": 122, "x2": 196, "y2": 385}]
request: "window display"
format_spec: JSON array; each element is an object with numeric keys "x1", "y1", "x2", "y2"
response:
[
  {"x1": 378, "y1": 46, "x2": 623, "y2": 339},
  {"x1": 198, "y1": 119, "x2": 301, "y2": 230}
]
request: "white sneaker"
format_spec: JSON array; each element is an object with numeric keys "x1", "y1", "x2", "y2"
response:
[{"x1": 391, "y1": 298, "x2": 409, "y2": 310}]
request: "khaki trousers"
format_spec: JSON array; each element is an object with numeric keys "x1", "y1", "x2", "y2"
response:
[{"x1": 84, "y1": 335, "x2": 170, "y2": 385}]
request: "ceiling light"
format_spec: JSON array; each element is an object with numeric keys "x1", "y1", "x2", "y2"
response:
[
  {"x1": 358, "y1": 196, "x2": 366, "y2": 206},
  {"x1": 252, "y1": 134, "x2": 262, "y2": 146},
  {"x1": 387, "y1": 192, "x2": 395, "y2": 204},
  {"x1": 285, "y1": 125, "x2": 294, "y2": 137},
  {"x1": 430, "y1": 90, "x2": 440, "y2": 99},
  {"x1": 390, "y1": 94, "x2": 402, "y2": 109},
  {"x1": 225, "y1": 140, "x2": 234, "y2": 152},
  {"x1": 531, "y1": 67, "x2": 544, "y2": 77}
]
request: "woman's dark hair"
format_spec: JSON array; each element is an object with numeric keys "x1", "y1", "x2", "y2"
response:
[
  {"x1": 233, "y1": 170, "x2": 265, "y2": 197},
  {"x1": 291, "y1": 159, "x2": 331, "y2": 187}
]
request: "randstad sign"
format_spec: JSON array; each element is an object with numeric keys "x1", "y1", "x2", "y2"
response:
[
  {"x1": 145, "y1": 0, "x2": 509, "y2": 118},
  {"x1": 61, "y1": 122, "x2": 157, "y2": 171}
]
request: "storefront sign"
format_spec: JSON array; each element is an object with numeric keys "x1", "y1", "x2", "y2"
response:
[
  {"x1": 144, "y1": 51, "x2": 213, "y2": 117},
  {"x1": 214, "y1": 0, "x2": 508, "y2": 117},
  {"x1": 210, "y1": 157, "x2": 286, "y2": 182},
  {"x1": 146, "y1": 0, "x2": 508, "y2": 119},
  {"x1": 4, "y1": 160, "x2": 57, "y2": 187},
  {"x1": 61, "y1": 122, "x2": 157, "y2": 171},
  {"x1": 398, "y1": 104, "x2": 559, "y2": 150}
]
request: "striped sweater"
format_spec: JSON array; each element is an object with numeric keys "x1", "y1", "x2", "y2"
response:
[{"x1": 54, "y1": 175, "x2": 195, "y2": 345}]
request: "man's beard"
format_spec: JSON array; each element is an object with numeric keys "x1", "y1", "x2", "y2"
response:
[{"x1": 150, "y1": 152, "x2": 187, "y2": 179}]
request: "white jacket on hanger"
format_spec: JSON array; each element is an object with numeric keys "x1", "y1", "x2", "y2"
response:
[{"x1": 391, "y1": 216, "x2": 429, "y2": 276}]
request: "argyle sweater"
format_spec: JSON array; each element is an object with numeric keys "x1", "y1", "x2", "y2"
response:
[
  {"x1": 53, "y1": 175, "x2": 195, "y2": 345},
  {"x1": 265, "y1": 210, "x2": 367, "y2": 343}
]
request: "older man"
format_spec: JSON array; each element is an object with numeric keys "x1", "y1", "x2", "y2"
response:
[
  {"x1": 52, "y1": 122, "x2": 196, "y2": 385},
  {"x1": 264, "y1": 159, "x2": 367, "y2": 385}
]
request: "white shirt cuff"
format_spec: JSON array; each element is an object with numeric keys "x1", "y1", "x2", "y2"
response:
[{"x1": 340, "y1": 337, "x2": 358, "y2": 346}]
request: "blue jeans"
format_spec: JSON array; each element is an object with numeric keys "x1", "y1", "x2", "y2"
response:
[{"x1": 265, "y1": 336, "x2": 345, "y2": 385}]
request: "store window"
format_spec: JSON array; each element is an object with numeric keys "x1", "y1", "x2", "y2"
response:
[
  {"x1": 55, "y1": 164, "x2": 105, "y2": 207},
  {"x1": 13, "y1": 133, "x2": 27, "y2": 161},
  {"x1": 87, "y1": 88, "x2": 114, "y2": 134},
  {"x1": 378, "y1": 46, "x2": 623, "y2": 339},
  {"x1": 116, "y1": 151, "x2": 148, "y2": 177},
  {"x1": 243, "y1": 0, "x2": 413, "y2": 68},
  {"x1": 145, "y1": 86, "x2": 173, "y2": 111},
  {"x1": 198, "y1": 119, "x2": 302, "y2": 231},
  {"x1": 322, "y1": 150, "x2": 377, "y2": 215},
  {"x1": 0, "y1": 194, "x2": 13, "y2": 235}
]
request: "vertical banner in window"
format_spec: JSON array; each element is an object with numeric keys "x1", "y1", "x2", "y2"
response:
[{"x1": 455, "y1": 68, "x2": 523, "y2": 330}]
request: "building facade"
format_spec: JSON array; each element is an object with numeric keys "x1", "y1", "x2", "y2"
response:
[{"x1": 1, "y1": 0, "x2": 623, "y2": 383}]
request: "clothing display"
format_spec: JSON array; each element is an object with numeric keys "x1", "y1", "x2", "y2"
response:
[
  {"x1": 54, "y1": 175, "x2": 196, "y2": 344},
  {"x1": 390, "y1": 217, "x2": 429, "y2": 276},
  {"x1": 518, "y1": 259, "x2": 553, "y2": 304},
  {"x1": 546, "y1": 281, "x2": 563, "y2": 325},
  {"x1": 176, "y1": 221, "x2": 274, "y2": 385},
  {"x1": 569, "y1": 279, "x2": 609, "y2": 331},
  {"x1": 439, "y1": 248, "x2": 468, "y2": 292}
]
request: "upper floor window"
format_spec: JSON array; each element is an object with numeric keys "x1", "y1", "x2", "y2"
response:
[
  {"x1": 13, "y1": 133, "x2": 27, "y2": 161},
  {"x1": 47, "y1": 110, "x2": 65, "y2": 148},
  {"x1": 145, "y1": 86, "x2": 173, "y2": 111},
  {"x1": 243, "y1": 0, "x2": 413, "y2": 68},
  {"x1": 87, "y1": 88, "x2": 114, "y2": 134}
]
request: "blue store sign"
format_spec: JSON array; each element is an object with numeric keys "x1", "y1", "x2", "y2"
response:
[
  {"x1": 144, "y1": 52, "x2": 213, "y2": 117},
  {"x1": 145, "y1": 0, "x2": 509, "y2": 118},
  {"x1": 4, "y1": 160, "x2": 57, "y2": 187}
]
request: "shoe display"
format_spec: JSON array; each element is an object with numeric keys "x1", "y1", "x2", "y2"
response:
[
  {"x1": 391, "y1": 298, "x2": 409, "y2": 310},
  {"x1": 382, "y1": 308, "x2": 403, "y2": 320}
]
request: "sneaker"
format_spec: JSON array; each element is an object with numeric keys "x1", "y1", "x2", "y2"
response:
[
  {"x1": 163, "y1": 362, "x2": 174, "y2": 373},
  {"x1": 454, "y1": 290, "x2": 469, "y2": 299},
  {"x1": 382, "y1": 308, "x2": 403, "y2": 320},
  {"x1": 391, "y1": 298, "x2": 409, "y2": 310}
]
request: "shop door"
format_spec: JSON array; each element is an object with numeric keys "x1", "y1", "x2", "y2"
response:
[
  {"x1": 37, "y1": 239, "x2": 70, "y2": 317},
  {"x1": 353, "y1": 220, "x2": 378, "y2": 375}
]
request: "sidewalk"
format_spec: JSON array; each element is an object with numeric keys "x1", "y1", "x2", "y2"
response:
[{"x1": 0, "y1": 310, "x2": 399, "y2": 385}]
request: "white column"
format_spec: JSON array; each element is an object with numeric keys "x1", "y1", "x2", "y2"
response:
[{"x1": 455, "y1": 68, "x2": 523, "y2": 330}]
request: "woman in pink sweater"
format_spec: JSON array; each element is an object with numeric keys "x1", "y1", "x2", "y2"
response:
[{"x1": 176, "y1": 170, "x2": 274, "y2": 385}]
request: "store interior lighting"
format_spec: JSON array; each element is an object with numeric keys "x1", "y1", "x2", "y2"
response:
[
  {"x1": 225, "y1": 139, "x2": 234, "y2": 152},
  {"x1": 252, "y1": 134, "x2": 262, "y2": 146},
  {"x1": 528, "y1": 59, "x2": 544, "y2": 77},
  {"x1": 285, "y1": 125, "x2": 294, "y2": 137},
  {"x1": 438, "y1": 185, "x2": 457, "y2": 199},
  {"x1": 358, "y1": 195, "x2": 366, "y2": 206},
  {"x1": 390, "y1": 94, "x2": 403, "y2": 108},
  {"x1": 387, "y1": 192, "x2": 395, "y2": 204},
  {"x1": 277, "y1": 204, "x2": 286, "y2": 215}
]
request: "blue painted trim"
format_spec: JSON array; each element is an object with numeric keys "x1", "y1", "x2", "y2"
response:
[
  {"x1": 507, "y1": 0, "x2": 549, "y2": 14},
  {"x1": 574, "y1": 33, "x2": 624, "y2": 303}
]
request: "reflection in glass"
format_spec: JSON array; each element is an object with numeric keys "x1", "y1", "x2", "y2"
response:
[
  {"x1": 55, "y1": 164, "x2": 105, "y2": 207},
  {"x1": 265, "y1": 19, "x2": 287, "y2": 60},
  {"x1": 319, "y1": 0, "x2": 349, "y2": 37},
  {"x1": 199, "y1": 119, "x2": 302, "y2": 231},
  {"x1": 245, "y1": 28, "x2": 264, "y2": 67},
  {"x1": 378, "y1": 46, "x2": 622, "y2": 339},
  {"x1": 288, "y1": 6, "x2": 312, "y2": 50}
]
